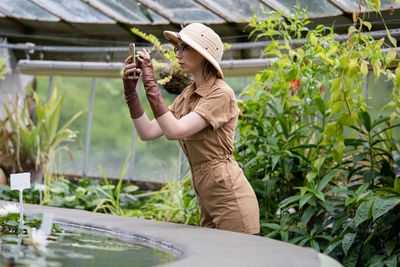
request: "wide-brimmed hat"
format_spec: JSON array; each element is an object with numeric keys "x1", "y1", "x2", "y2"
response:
[{"x1": 163, "y1": 23, "x2": 224, "y2": 79}]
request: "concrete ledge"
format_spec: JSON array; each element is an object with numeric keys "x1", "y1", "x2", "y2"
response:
[{"x1": 0, "y1": 201, "x2": 342, "y2": 267}]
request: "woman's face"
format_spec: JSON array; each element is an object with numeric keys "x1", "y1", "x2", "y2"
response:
[{"x1": 175, "y1": 42, "x2": 204, "y2": 75}]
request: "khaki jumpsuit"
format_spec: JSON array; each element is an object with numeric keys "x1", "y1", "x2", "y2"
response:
[{"x1": 170, "y1": 77, "x2": 260, "y2": 234}]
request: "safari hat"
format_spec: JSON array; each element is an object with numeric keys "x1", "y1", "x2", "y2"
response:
[{"x1": 164, "y1": 23, "x2": 224, "y2": 79}]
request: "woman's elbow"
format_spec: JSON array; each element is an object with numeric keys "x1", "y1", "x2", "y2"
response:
[
  {"x1": 164, "y1": 128, "x2": 184, "y2": 140},
  {"x1": 164, "y1": 133, "x2": 180, "y2": 140},
  {"x1": 138, "y1": 133, "x2": 153, "y2": 141}
]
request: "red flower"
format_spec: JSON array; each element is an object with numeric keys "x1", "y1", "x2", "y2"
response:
[
  {"x1": 319, "y1": 84, "x2": 325, "y2": 93},
  {"x1": 288, "y1": 78, "x2": 300, "y2": 96}
]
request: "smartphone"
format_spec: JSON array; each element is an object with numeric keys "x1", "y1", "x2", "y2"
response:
[
  {"x1": 129, "y1": 43, "x2": 136, "y2": 77},
  {"x1": 129, "y1": 43, "x2": 141, "y2": 74}
]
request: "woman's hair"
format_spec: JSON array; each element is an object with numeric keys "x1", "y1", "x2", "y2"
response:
[{"x1": 202, "y1": 59, "x2": 218, "y2": 80}]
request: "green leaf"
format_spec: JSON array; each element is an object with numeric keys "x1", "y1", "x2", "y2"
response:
[
  {"x1": 310, "y1": 239, "x2": 320, "y2": 252},
  {"x1": 353, "y1": 199, "x2": 374, "y2": 226},
  {"x1": 314, "y1": 191, "x2": 325, "y2": 202},
  {"x1": 300, "y1": 193, "x2": 313, "y2": 208},
  {"x1": 312, "y1": 156, "x2": 325, "y2": 174},
  {"x1": 271, "y1": 154, "x2": 280, "y2": 170},
  {"x1": 362, "y1": 21, "x2": 372, "y2": 30},
  {"x1": 343, "y1": 243, "x2": 361, "y2": 267},
  {"x1": 386, "y1": 49, "x2": 397, "y2": 64},
  {"x1": 301, "y1": 206, "x2": 315, "y2": 227},
  {"x1": 342, "y1": 233, "x2": 356, "y2": 255},
  {"x1": 372, "y1": 196, "x2": 400, "y2": 221},
  {"x1": 387, "y1": 28, "x2": 397, "y2": 47},
  {"x1": 123, "y1": 185, "x2": 139, "y2": 193},
  {"x1": 317, "y1": 170, "x2": 337, "y2": 192},
  {"x1": 310, "y1": 33, "x2": 318, "y2": 46},
  {"x1": 384, "y1": 255, "x2": 398, "y2": 267},
  {"x1": 394, "y1": 177, "x2": 400, "y2": 194},
  {"x1": 280, "y1": 195, "x2": 302, "y2": 208},
  {"x1": 324, "y1": 239, "x2": 341, "y2": 255},
  {"x1": 359, "y1": 110, "x2": 371, "y2": 132},
  {"x1": 306, "y1": 171, "x2": 317, "y2": 182}
]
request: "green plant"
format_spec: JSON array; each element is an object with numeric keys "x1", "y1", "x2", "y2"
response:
[
  {"x1": 235, "y1": 2, "x2": 400, "y2": 265},
  {"x1": 94, "y1": 151, "x2": 139, "y2": 216},
  {"x1": 128, "y1": 173, "x2": 199, "y2": 226},
  {"x1": 3, "y1": 88, "x2": 82, "y2": 200}
]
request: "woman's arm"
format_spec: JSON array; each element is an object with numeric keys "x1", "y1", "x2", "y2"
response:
[
  {"x1": 156, "y1": 111, "x2": 208, "y2": 140},
  {"x1": 123, "y1": 55, "x2": 163, "y2": 141},
  {"x1": 133, "y1": 113, "x2": 164, "y2": 141}
]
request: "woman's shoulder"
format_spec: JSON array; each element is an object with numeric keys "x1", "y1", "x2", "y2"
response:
[{"x1": 209, "y1": 78, "x2": 235, "y2": 98}]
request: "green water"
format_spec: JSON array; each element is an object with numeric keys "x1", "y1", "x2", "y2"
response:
[{"x1": 0, "y1": 229, "x2": 178, "y2": 266}]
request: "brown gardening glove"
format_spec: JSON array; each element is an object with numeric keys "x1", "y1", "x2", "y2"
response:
[
  {"x1": 123, "y1": 56, "x2": 144, "y2": 120},
  {"x1": 141, "y1": 58, "x2": 169, "y2": 118}
]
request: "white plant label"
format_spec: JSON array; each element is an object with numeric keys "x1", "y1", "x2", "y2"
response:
[
  {"x1": 10, "y1": 173, "x2": 31, "y2": 191},
  {"x1": 39, "y1": 213, "x2": 54, "y2": 236},
  {"x1": 10, "y1": 172, "x2": 31, "y2": 227}
]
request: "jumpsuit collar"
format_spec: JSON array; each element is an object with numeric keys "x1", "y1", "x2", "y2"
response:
[{"x1": 193, "y1": 76, "x2": 217, "y2": 97}]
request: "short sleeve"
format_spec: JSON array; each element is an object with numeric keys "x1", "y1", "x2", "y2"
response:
[
  {"x1": 169, "y1": 94, "x2": 183, "y2": 118},
  {"x1": 194, "y1": 89, "x2": 237, "y2": 130}
]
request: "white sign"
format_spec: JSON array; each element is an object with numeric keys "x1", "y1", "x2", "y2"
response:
[
  {"x1": 10, "y1": 172, "x2": 31, "y2": 227},
  {"x1": 39, "y1": 213, "x2": 54, "y2": 236},
  {"x1": 10, "y1": 173, "x2": 31, "y2": 191}
]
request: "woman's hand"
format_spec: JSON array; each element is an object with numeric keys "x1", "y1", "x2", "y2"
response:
[
  {"x1": 123, "y1": 55, "x2": 144, "y2": 119},
  {"x1": 124, "y1": 55, "x2": 142, "y2": 81},
  {"x1": 137, "y1": 48, "x2": 151, "y2": 62}
]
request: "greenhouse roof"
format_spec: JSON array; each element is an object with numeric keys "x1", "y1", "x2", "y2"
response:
[{"x1": 0, "y1": 0, "x2": 400, "y2": 63}]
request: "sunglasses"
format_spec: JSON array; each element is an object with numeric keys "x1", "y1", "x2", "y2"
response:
[{"x1": 174, "y1": 43, "x2": 190, "y2": 54}]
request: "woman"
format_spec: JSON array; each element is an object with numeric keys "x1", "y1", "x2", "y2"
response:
[{"x1": 123, "y1": 23, "x2": 259, "y2": 234}]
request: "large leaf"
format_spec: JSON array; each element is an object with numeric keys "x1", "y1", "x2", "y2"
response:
[
  {"x1": 342, "y1": 232, "x2": 356, "y2": 255},
  {"x1": 301, "y1": 206, "x2": 315, "y2": 227},
  {"x1": 372, "y1": 196, "x2": 400, "y2": 221},
  {"x1": 354, "y1": 199, "x2": 374, "y2": 226}
]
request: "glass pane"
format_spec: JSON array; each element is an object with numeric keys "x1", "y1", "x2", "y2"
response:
[
  {"x1": 31, "y1": 0, "x2": 114, "y2": 23},
  {"x1": 132, "y1": 85, "x2": 180, "y2": 182},
  {"x1": 152, "y1": 0, "x2": 224, "y2": 23},
  {"x1": 0, "y1": 0, "x2": 58, "y2": 21},
  {"x1": 155, "y1": 0, "x2": 197, "y2": 9},
  {"x1": 147, "y1": 9, "x2": 169, "y2": 23},
  {"x1": 171, "y1": 9, "x2": 224, "y2": 23},
  {"x1": 33, "y1": 76, "x2": 180, "y2": 182},
  {"x1": 205, "y1": 0, "x2": 272, "y2": 20},
  {"x1": 381, "y1": 0, "x2": 400, "y2": 8},
  {"x1": 332, "y1": 0, "x2": 398, "y2": 11},
  {"x1": 280, "y1": 0, "x2": 342, "y2": 17},
  {"x1": 95, "y1": 0, "x2": 167, "y2": 24}
]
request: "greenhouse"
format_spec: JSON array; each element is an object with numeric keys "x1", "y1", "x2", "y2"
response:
[{"x1": 0, "y1": 0, "x2": 400, "y2": 266}]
